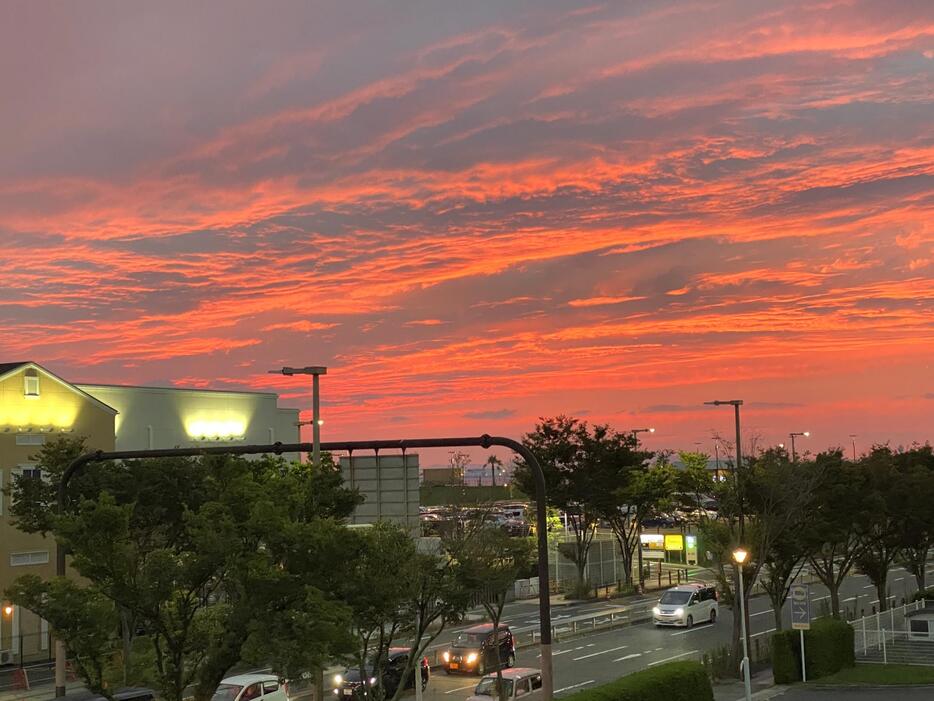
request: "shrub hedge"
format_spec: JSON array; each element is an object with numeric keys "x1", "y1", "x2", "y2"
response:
[
  {"x1": 771, "y1": 616, "x2": 855, "y2": 683},
  {"x1": 562, "y1": 661, "x2": 713, "y2": 701}
]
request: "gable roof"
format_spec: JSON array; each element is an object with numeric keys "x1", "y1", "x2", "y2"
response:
[
  {"x1": 0, "y1": 361, "x2": 30, "y2": 376},
  {"x1": 0, "y1": 361, "x2": 118, "y2": 415}
]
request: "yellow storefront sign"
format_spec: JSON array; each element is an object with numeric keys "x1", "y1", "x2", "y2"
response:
[{"x1": 664, "y1": 534, "x2": 685, "y2": 551}]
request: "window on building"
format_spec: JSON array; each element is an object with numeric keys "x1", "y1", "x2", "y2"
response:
[
  {"x1": 24, "y1": 369, "x2": 40, "y2": 397},
  {"x1": 910, "y1": 619, "x2": 929, "y2": 634},
  {"x1": 10, "y1": 551, "x2": 50, "y2": 567},
  {"x1": 15, "y1": 434, "x2": 45, "y2": 446}
]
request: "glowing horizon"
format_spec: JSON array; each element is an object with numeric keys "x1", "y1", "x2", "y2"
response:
[{"x1": 0, "y1": 1, "x2": 931, "y2": 457}]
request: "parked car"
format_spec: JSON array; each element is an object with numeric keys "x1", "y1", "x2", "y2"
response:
[
  {"x1": 56, "y1": 689, "x2": 157, "y2": 701},
  {"x1": 652, "y1": 583, "x2": 718, "y2": 628},
  {"x1": 466, "y1": 668, "x2": 543, "y2": 701},
  {"x1": 442, "y1": 623, "x2": 515, "y2": 675},
  {"x1": 209, "y1": 673, "x2": 289, "y2": 701},
  {"x1": 333, "y1": 648, "x2": 430, "y2": 698}
]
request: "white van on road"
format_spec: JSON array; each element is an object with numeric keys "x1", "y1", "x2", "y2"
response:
[{"x1": 652, "y1": 583, "x2": 718, "y2": 628}]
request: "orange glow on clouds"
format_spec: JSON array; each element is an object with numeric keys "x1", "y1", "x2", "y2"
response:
[{"x1": 0, "y1": 1, "x2": 931, "y2": 455}]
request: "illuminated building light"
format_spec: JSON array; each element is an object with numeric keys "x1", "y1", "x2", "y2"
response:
[{"x1": 185, "y1": 416, "x2": 248, "y2": 441}]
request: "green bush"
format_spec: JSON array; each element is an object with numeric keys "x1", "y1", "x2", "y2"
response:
[
  {"x1": 771, "y1": 630, "x2": 800, "y2": 684},
  {"x1": 702, "y1": 644, "x2": 737, "y2": 682},
  {"x1": 563, "y1": 661, "x2": 712, "y2": 701},
  {"x1": 770, "y1": 617, "x2": 854, "y2": 683},
  {"x1": 912, "y1": 587, "x2": 934, "y2": 602}
]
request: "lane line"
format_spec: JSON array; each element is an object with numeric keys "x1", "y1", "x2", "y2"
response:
[
  {"x1": 614, "y1": 653, "x2": 643, "y2": 662},
  {"x1": 751, "y1": 628, "x2": 776, "y2": 638},
  {"x1": 555, "y1": 680, "x2": 595, "y2": 694},
  {"x1": 648, "y1": 650, "x2": 699, "y2": 666},
  {"x1": 749, "y1": 610, "x2": 771, "y2": 617},
  {"x1": 572, "y1": 645, "x2": 628, "y2": 661},
  {"x1": 670, "y1": 625, "x2": 714, "y2": 637},
  {"x1": 444, "y1": 685, "x2": 477, "y2": 694}
]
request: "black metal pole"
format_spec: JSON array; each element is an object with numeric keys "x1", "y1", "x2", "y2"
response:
[{"x1": 55, "y1": 434, "x2": 554, "y2": 701}]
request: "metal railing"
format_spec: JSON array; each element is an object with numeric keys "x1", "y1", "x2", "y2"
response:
[{"x1": 853, "y1": 600, "x2": 934, "y2": 666}]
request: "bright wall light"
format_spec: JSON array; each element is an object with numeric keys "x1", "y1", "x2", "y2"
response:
[{"x1": 185, "y1": 415, "x2": 248, "y2": 441}]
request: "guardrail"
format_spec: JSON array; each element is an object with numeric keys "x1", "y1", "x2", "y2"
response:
[{"x1": 418, "y1": 603, "x2": 655, "y2": 669}]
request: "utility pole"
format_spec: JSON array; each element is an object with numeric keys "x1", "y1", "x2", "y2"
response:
[
  {"x1": 789, "y1": 431, "x2": 810, "y2": 463},
  {"x1": 849, "y1": 434, "x2": 858, "y2": 462}
]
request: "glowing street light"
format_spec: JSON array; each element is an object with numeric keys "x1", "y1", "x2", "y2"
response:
[
  {"x1": 789, "y1": 431, "x2": 810, "y2": 462},
  {"x1": 732, "y1": 548, "x2": 752, "y2": 701},
  {"x1": 2, "y1": 603, "x2": 12, "y2": 617},
  {"x1": 270, "y1": 365, "x2": 327, "y2": 466}
]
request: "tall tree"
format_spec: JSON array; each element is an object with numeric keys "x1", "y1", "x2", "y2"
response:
[
  {"x1": 701, "y1": 447, "x2": 818, "y2": 668},
  {"x1": 855, "y1": 447, "x2": 905, "y2": 612},
  {"x1": 603, "y1": 463, "x2": 675, "y2": 591},
  {"x1": 802, "y1": 450, "x2": 872, "y2": 617},
  {"x1": 9, "y1": 448, "x2": 361, "y2": 701},
  {"x1": 896, "y1": 446, "x2": 934, "y2": 591},
  {"x1": 458, "y1": 522, "x2": 534, "y2": 701},
  {"x1": 513, "y1": 416, "x2": 648, "y2": 597}
]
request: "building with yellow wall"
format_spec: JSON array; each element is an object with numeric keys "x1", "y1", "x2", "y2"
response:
[{"x1": 0, "y1": 362, "x2": 299, "y2": 666}]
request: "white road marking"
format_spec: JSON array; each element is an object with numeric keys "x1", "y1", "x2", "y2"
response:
[
  {"x1": 648, "y1": 650, "x2": 699, "y2": 666},
  {"x1": 615, "y1": 653, "x2": 643, "y2": 662},
  {"x1": 749, "y1": 610, "x2": 771, "y2": 617},
  {"x1": 444, "y1": 685, "x2": 477, "y2": 694},
  {"x1": 670, "y1": 625, "x2": 712, "y2": 636},
  {"x1": 555, "y1": 681, "x2": 595, "y2": 694},
  {"x1": 751, "y1": 628, "x2": 776, "y2": 638},
  {"x1": 812, "y1": 596, "x2": 830, "y2": 602},
  {"x1": 655, "y1": 647, "x2": 663, "y2": 651},
  {"x1": 573, "y1": 645, "x2": 628, "y2": 661},
  {"x1": 863, "y1": 585, "x2": 875, "y2": 589}
]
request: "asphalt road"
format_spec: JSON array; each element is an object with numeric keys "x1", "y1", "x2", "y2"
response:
[{"x1": 416, "y1": 563, "x2": 934, "y2": 701}]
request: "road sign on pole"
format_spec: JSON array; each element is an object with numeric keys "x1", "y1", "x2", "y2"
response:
[
  {"x1": 790, "y1": 584, "x2": 811, "y2": 630},
  {"x1": 790, "y1": 584, "x2": 810, "y2": 682}
]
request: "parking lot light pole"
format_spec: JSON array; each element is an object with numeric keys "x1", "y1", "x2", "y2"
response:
[
  {"x1": 270, "y1": 366, "x2": 327, "y2": 466},
  {"x1": 789, "y1": 431, "x2": 810, "y2": 463},
  {"x1": 733, "y1": 548, "x2": 752, "y2": 701}
]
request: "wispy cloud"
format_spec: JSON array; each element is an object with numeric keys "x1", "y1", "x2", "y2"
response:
[{"x1": 0, "y1": 1, "x2": 930, "y2": 449}]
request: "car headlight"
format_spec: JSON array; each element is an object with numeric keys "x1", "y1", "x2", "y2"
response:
[
  {"x1": 333, "y1": 690, "x2": 340, "y2": 695},
  {"x1": 370, "y1": 677, "x2": 377, "y2": 686},
  {"x1": 443, "y1": 651, "x2": 450, "y2": 662},
  {"x1": 334, "y1": 674, "x2": 343, "y2": 685},
  {"x1": 466, "y1": 653, "x2": 478, "y2": 664},
  {"x1": 675, "y1": 608, "x2": 684, "y2": 616},
  {"x1": 652, "y1": 607, "x2": 660, "y2": 615}
]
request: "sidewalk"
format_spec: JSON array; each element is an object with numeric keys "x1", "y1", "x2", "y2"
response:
[{"x1": 713, "y1": 672, "x2": 786, "y2": 701}]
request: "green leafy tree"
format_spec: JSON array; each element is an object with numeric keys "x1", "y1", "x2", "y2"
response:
[
  {"x1": 758, "y1": 449, "x2": 815, "y2": 630},
  {"x1": 457, "y1": 523, "x2": 534, "y2": 701},
  {"x1": 9, "y1": 450, "x2": 361, "y2": 701},
  {"x1": 5, "y1": 576, "x2": 120, "y2": 699},
  {"x1": 338, "y1": 523, "x2": 418, "y2": 701},
  {"x1": 387, "y1": 542, "x2": 474, "y2": 701},
  {"x1": 802, "y1": 450, "x2": 872, "y2": 617},
  {"x1": 893, "y1": 445, "x2": 934, "y2": 591},
  {"x1": 855, "y1": 447, "x2": 905, "y2": 612},
  {"x1": 701, "y1": 447, "x2": 818, "y2": 669},
  {"x1": 514, "y1": 416, "x2": 647, "y2": 596},
  {"x1": 603, "y1": 463, "x2": 675, "y2": 591}
]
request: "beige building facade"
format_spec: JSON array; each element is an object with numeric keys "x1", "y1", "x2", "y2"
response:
[{"x1": 0, "y1": 362, "x2": 299, "y2": 665}]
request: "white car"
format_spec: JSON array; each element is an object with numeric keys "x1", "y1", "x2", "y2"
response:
[
  {"x1": 467, "y1": 668, "x2": 542, "y2": 701},
  {"x1": 211, "y1": 674, "x2": 290, "y2": 701},
  {"x1": 653, "y1": 583, "x2": 718, "y2": 628}
]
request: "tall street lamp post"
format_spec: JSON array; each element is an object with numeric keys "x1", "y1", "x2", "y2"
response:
[
  {"x1": 849, "y1": 434, "x2": 858, "y2": 462},
  {"x1": 789, "y1": 431, "x2": 810, "y2": 463},
  {"x1": 270, "y1": 366, "x2": 327, "y2": 466},
  {"x1": 733, "y1": 548, "x2": 752, "y2": 701},
  {"x1": 703, "y1": 400, "x2": 743, "y2": 528},
  {"x1": 629, "y1": 427, "x2": 654, "y2": 593}
]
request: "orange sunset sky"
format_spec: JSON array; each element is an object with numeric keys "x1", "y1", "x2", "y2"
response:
[{"x1": 1, "y1": 1, "x2": 932, "y2": 460}]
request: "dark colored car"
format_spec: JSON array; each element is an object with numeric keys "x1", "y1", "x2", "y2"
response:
[
  {"x1": 333, "y1": 648, "x2": 430, "y2": 699},
  {"x1": 55, "y1": 689, "x2": 156, "y2": 701},
  {"x1": 442, "y1": 624, "x2": 515, "y2": 675}
]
